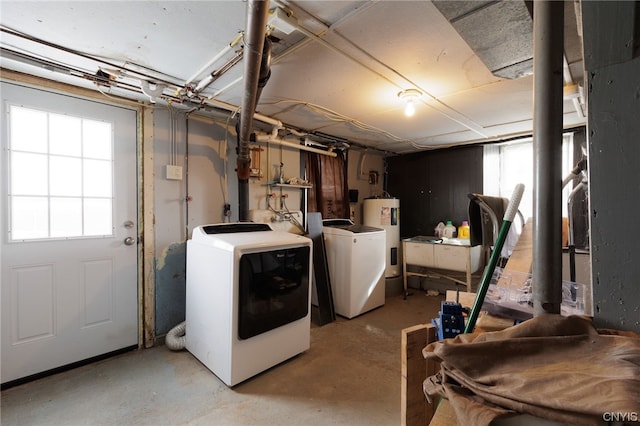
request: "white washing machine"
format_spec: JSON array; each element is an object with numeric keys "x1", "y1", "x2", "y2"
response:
[
  {"x1": 322, "y1": 219, "x2": 386, "y2": 318},
  {"x1": 186, "y1": 223, "x2": 312, "y2": 386}
]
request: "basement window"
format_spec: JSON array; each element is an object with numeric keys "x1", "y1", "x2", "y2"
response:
[
  {"x1": 7, "y1": 105, "x2": 114, "y2": 241},
  {"x1": 483, "y1": 133, "x2": 574, "y2": 221}
]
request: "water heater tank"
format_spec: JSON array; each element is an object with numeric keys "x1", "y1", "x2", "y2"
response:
[{"x1": 363, "y1": 198, "x2": 400, "y2": 278}]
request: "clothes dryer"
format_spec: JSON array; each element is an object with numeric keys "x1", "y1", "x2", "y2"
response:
[{"x1": 186, "y1": 223, "x2": 312, "y2": 386}]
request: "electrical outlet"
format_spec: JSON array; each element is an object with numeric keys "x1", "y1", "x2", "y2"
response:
[
  {"x1": 166, "y1": 165, "x2": 183, "y2": 180},
  {"x1": 368, "y1": 170, "x2": 379, "y2": 185}
]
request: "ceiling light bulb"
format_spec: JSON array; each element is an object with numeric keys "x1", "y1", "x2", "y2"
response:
[
  {"x1": 398, "y1": 88, "x2": 422, "y2": 117},
  {"x1": 404, "y1": 99, "x2": 416, "y2": 117}
]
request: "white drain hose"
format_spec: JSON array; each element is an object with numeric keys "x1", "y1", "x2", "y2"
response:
[{"x1": 166, "y1": 321, "x2": 186, "y2": 351}]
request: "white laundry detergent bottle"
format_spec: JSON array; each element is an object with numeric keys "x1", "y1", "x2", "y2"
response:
[{"x1": 443, "y1": 220, "x2": 457, "y2": 238}]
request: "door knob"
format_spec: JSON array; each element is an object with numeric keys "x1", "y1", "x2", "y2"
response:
[{"x1": 124, "y1": 236, "x2": 136, "y2": 246}]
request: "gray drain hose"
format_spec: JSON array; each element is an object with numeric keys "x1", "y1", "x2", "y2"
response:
[{"x1": 166, "y1": 321, "x2": 186, "y2": 351}]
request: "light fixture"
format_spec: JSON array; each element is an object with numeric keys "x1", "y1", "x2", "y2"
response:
[{"x1": 398, "y1": 88, "x2": 422, "y2": 117}]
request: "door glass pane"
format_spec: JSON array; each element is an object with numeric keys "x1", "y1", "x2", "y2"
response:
[
  {"x1": 83, "y1": 120, "x2": 112, "y2": 160},
  {"x1": 50, "y1": 114, "x2": 81, "y2": 156},
  {"x1": 11, "y1": 152, "x2": 48, "y2": 196},
  {"x1": 50, "y1": 156, "x2": 82, "y2": 196},
  {"x1": 84, "y1": 198, "x2": 113, "y2": 236},
  {"x1": 50, "y1": 197, "x2": 82, "y2": 237},
  {"x1": 8, "y1": 106, "x2": 115, "y2": 241},
  {"x1": 10, "y1": 106, "x2": 47, "y2": 153},
  {"x1": 83, "y1": 159, "x2": 112, "y2": 197},
  {"x1": 11, "y1": 196, "x2": 48, "y2": 240}
]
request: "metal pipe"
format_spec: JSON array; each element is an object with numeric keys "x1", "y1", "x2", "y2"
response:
[
  {"x1": 193, "y1": 51, "x2": 244, "y2": 93},
  {"x1": 237, "y1": 0, "x2": 269, "y2": 221},
  {"x1": 185, "y1": 32, "x2": 244, "y2": 86},
  {"x1": 254, "y1": 133, "x2": 338, "y2": 157},
  {"x1": 567, "y1": 180, "x2": 586, "y2": 285},
  {"x1": 208, "y1": 77, "x2": 244, "y2": 100},
  {"x1": 205, "y1": 98, "x2": 283, "y2": 128},
  {"x1": 532, "y1": 1, "x2": 564, "y2": 316},
  {"x1": 562, "y1": 158, "x2": 588, "y2": 188},
  {"x1": 567, "y1": 180, "x2": 586, "y2": 247},
  {"x1": 1, "y1": 26, "x2": 180, "y2": 87},
  {"x1": 187, "y1": 44, "x2": 233, "y2": 87}
]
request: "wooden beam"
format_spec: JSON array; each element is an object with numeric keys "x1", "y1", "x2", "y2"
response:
[
  {"x1": 502, "y1": 217, "x2": 533, "y2": 275},
  {"x1": 401, "y1": 323, "x2": 438, "y2": 426},
  {"x1": 142, "y1": 107, "x2": 156, "y2": 348}
]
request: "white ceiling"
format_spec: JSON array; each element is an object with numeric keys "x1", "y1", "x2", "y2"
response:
[{"x1": 0, "y1": 1, "x2": 586, "y2": 154}]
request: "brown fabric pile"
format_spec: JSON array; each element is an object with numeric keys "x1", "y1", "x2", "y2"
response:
[{"x1": 422, "y1": 314, "x2": 640, "y2": 425}]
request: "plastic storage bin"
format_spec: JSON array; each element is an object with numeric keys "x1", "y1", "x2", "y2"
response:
[{"x1": 482, "y1": 268, "x2": 586, "y2": 321}]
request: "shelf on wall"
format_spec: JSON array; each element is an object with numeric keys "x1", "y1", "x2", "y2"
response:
[{"x1": 266, "y1": 182, "x2": 312, "y2": 189}]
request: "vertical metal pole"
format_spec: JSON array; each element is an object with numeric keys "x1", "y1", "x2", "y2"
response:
[
  {"x1": 238, "y1": 0, "x2": 269, "y2": 221},
  {"x1": 533, "y1": 1, "x2": 564, "y2": 316}
]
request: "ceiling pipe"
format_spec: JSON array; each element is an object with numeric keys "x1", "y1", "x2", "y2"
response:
[
  {"x1": 204, "y1": 98, "x2": 282, "y2": 128},
  {"x1": 254, "y1": 132, "x2": 338, "y2": 157},
  {"x1": 185, "y1": 32, "x2": 244, "y2": 86},
  {"x1": 193, "y1": 50, "x2": 244, "y2": 94},
  {"x1": 205, "y1": 6, "x2": 490, "y2": 142},
  {"x1": 237, "y1": 0, "x2": 270, "y2": 221},
  {"x1": 532, "y1": 0, "x2": 564, "y2": 316},
  {"x1": 1, "y1": 26, "x2": 181, "y2": 87}
]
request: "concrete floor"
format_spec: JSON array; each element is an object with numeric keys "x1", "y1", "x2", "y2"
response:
[{"x1": 1, "y1": 292, "x2": 443, "y2": 426}]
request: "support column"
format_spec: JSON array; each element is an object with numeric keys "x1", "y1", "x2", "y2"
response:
[
  {"x1": 532, "y1": 1, "x2": 564, "y2": 316},
  {"x1": 238, "y1": 0, "x2": 269, "y2": 221}
]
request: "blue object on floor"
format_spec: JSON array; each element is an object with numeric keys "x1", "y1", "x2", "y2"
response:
[{"x1": 432, "y1": 301, "x2": 465, "y2": 340}]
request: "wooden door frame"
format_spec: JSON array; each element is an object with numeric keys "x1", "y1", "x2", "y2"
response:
[
  {"x1": 140, "y1": 107, "x2": 155, "y2": 348},
  {"x1": 1, "y1": 69, "x2": 157, "y2": 348}
]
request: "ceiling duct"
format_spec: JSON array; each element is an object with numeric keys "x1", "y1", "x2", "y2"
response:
[{"x1": 433, "y1": 0, "x2": 534, "y2": 79}]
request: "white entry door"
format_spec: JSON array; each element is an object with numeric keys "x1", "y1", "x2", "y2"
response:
[{"x1": 1, "y1": 82, "x2": 138, "y2": 384}]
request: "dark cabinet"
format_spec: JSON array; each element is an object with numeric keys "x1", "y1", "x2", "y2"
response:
[{"x1": 387, "y1": 146, "x2": 483, "y2": 238}]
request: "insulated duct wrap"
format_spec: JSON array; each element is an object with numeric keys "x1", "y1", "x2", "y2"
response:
[{"x1": 433, "y1": 1, "x2": 534, "y2": 79}]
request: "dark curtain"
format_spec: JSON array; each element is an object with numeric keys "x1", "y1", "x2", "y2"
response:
[{"x1": 306, "y1": 150, "x2": 349, "y2": 219}]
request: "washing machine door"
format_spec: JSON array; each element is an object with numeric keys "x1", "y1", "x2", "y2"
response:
[{"x1": 237, "y1": 246, "x2": 310, "y2": 339}]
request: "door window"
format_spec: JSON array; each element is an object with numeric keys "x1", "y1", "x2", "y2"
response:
[{"x1": 8, "y1": 105, "x2": 113, "y2": 241}]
